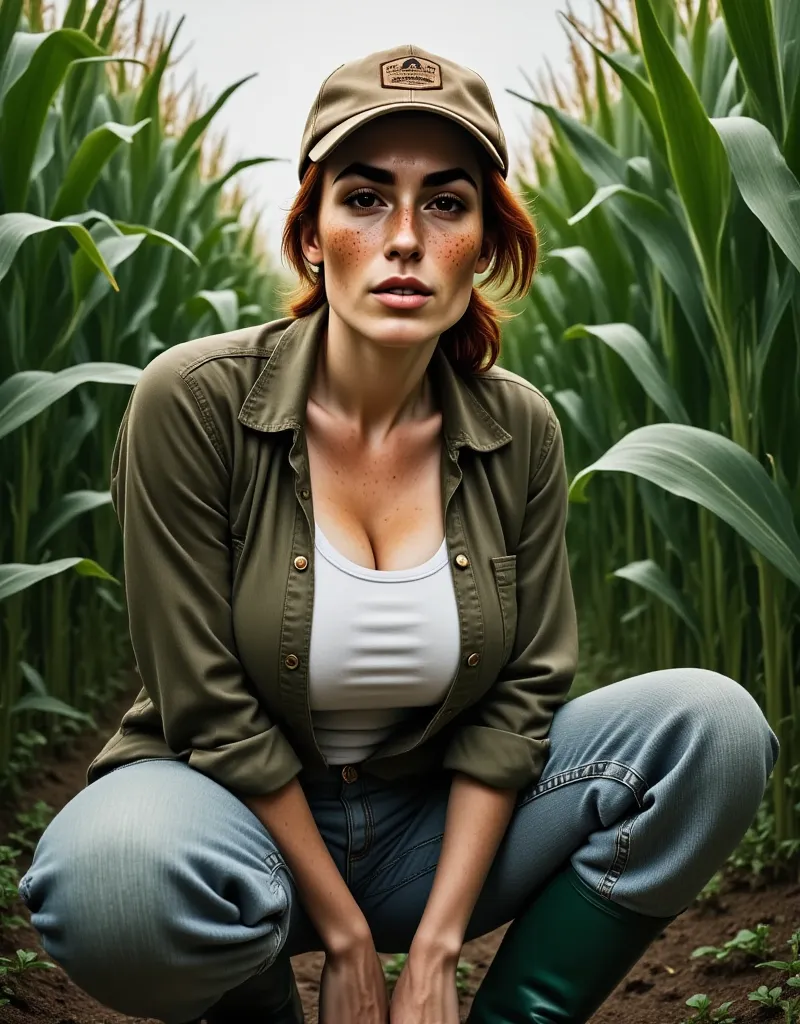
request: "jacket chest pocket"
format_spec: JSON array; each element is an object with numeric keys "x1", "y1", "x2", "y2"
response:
[{"x1": 490, "y1": 554, "x2": 518, "y2": 664}]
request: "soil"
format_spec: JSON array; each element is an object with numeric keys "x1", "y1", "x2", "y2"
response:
[{"x1": 1, "y1": 676, "x2": 798, "y2": 1024}]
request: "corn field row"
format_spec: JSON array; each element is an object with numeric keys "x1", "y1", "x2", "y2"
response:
[
  {"x1": 502, "y1": 0, "x2": 800, "y2": 844},
  {"x1": 0, "y1": 0, "x2": 281, "y2": 799}
]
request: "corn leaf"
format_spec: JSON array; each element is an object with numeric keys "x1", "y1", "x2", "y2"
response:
[
  {"x1": 63, "y1": 0, "x2": 87, "y2": 29},
  {"x1": 611, "y1": 558, "x2": 702, "y2": 639},
  {"x1": 0, "y1": 558, "x2": 117, "y2": 602},
  {"x1": 129, "y1": 16, "x2": 184, "y2": 210},
  {"x1": 0, "y1": 0, "x2": 23, "y2": 71},
  {"x1": 570, "y1": 423, "x2": 800, "y2": 589},
  {"x1": 509, "y1": 91, "x2": 627, "y2": 187},
  {"x1": 50, "y1": 118, "x2": 150, "y2": 219},
  {"x1": 0, "y1": 212, "x2": 117, "y2": 289},
  {"x1": 173, "y1": 73, "x2": 256, "y2": 167},
  {"x1": 568, "y1": 184, "x2": 709, "y2": 351},
  {"x1": 634, "y1": 0, "x2": 731, "y2": 284},
  {"x1": 564, "y1": 323, "x2": 691, "y2": 424},
  {"x1": 548, "y1": 247, "x2": 611, "y2": 321},
  {"x1": 83, "y1": 0, "x2": 108, "y2": 40},
  {"x1": 711, "y1": 115, "x2": 800, "y2": 275},
  {"x1": 0, "y1": 28, "x2": 104, "y2": 209},
  {"x1": 185, "y1": 289, "x2": 240, "y2": 333},
  {"x1": 553, "y1": 389, "x2": 605, "y2": 453},
  {"x1": 568, "y1": 20, "x2": 667, "y2": 158},
  {"x1": 31, "y1": 490, "x2": 112, "y2": 553},
  {"x1": 718, "y1": 0, "x2": 785, "y2": 140},
  {"x1": 0, "y1": 363, "x2": 141, "y2": 440},
  {"x1": 65, "y1": 208, "x2": 199, "y2": 265}
]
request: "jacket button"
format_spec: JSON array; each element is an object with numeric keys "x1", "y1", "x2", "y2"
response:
[
  {"x1": 284, "y1": 654, "x2": 300, "y2": 669},
  {"x1": 342, "y1": 765, "x2": 358, "y2": 783},
  {"x1": 300, "y1": 488, "x2": 310, "y2": 500},
  {"x1": 294, "y1": 555, "x2": 308, "y2": 571},
  {"x1": 454, "y1": 553, "x2": 469, "y2": 569},
  {"x1": 467, "y1": 652, "x2": 481, "y2": 667}
]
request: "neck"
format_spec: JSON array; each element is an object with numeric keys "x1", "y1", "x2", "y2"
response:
[{"x1": 309, "y1": 304, "x2": 440, "y2": 443}]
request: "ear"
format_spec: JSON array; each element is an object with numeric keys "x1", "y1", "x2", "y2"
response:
[
  {"x1": 474, "y1": 230, "x2": 497, "y2": 275},
  {"x1": 300, "y1": 216, "x2": 323, "y2": 267}
]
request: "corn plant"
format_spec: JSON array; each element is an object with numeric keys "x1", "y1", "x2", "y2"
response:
[
  {"x1": 0, "y1": 0, "x2": 283, "y2": 796},
  {"x1": 503, "y1": 0, "x2": 800, "y2": 845}
]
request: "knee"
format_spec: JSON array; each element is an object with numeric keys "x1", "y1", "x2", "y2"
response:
[
  {"x1": 17, "y1": 790, "x2": 291, "y2": 1023},
  {"x1": 668, "y1": 668, "x2": 779, "y2": 783}
]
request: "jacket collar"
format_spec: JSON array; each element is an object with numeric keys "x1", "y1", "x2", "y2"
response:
[{"x1": 238, "y1": 302, "x2": 511, "y2": 454}]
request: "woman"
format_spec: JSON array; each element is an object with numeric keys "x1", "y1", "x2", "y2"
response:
[{"x1": 18, "y1": 44, "x2": 778, "y2": 1024}]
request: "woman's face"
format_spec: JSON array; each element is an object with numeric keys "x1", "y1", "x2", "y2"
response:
[{"x1": 300, "y1": 112, "x2": 495, "y2": 350}]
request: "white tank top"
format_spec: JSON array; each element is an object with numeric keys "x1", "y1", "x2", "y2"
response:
[{"x1": 308, "y1": 520, "x2": 461, "y2": 765}]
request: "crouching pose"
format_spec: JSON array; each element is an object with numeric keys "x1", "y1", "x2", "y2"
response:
[{"x1": 18, "y1": 44, "x2": 778, "y2": 1024}]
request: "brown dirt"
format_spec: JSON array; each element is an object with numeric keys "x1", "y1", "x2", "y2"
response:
[{"x1": 2, "y1": 679, "x2": 798, "y2": 1024}]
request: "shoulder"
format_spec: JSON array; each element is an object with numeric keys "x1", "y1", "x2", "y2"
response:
[
  {"x1": 468, "y1": 364, "x2": 559, "y2": 471},
  {"x1": 128, "y1": 316, "x2": 294, "y2": 441},
  {"x1": 138, "y1": 315, "x2": 290, "y2": 390}
]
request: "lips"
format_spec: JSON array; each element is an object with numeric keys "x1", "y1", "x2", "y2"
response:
[{"x1": 371, "y1": 277, "x2": 432, "y2": 296}]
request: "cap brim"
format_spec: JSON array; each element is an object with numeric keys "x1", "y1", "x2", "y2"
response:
[{"x1": 305, "y1": 102, "x2": 506, "y2": 178}]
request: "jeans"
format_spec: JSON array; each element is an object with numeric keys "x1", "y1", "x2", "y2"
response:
[{"x1": 18, "y1": 667, "x2": 779, "y2": 1024}]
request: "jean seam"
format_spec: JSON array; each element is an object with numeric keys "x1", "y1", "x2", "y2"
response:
[
  {"x1": 253, "y1": 859, "x2": 291, "y2": 976},
  {"x1": 517, "y1": 759, "x2": 648, "y2": 810},
  {"x1": 360, "y1": 833, "x2": 444, "y2": 891},
  {"x1": 350, "y1": 788, "x2": 374, "y2": 862},
  {"x1": 365, "y1": 862, "x2": 439, "y2": 899},
  {"x1": 514, "y1": 759, "x2": 648, "y2": 900},
  {"x1": 598, "y1": 812, "x2": 638, "y2": 898},
  {"x1": 340, "y1": 790, "x2": 354, "y2": 887}
]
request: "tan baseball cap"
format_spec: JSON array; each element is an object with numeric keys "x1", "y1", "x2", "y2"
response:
[{"x1": 298, "y1": 44, "x2": 508, "y2": 181}]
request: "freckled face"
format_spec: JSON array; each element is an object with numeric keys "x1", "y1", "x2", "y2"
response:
[{"x1": 300, "y1": 113, "x2": 494, "y2": 350}]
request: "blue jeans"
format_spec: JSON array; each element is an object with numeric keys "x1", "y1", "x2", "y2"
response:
[{"x1": 18, "y1": 668, "x2": 779, "y2": 1024}]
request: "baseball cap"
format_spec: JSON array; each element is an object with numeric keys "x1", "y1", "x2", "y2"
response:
[{"x1": 298, "y1": 44, "x2": 508, "y2": 181}]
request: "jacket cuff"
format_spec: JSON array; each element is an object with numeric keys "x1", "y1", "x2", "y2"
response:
[
  {"x1": 443, "y1": 725, "x2": 550, "y2": 791},
  {"x1": 188, "y1": 726, "x2": 303, "y2": 797}
]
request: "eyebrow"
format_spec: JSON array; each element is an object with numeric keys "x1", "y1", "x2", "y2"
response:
[{"x1": 332, "y1": 161, "x2": 478, "y2": 191}]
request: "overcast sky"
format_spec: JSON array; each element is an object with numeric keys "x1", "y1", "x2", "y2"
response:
[{"x1": 128, "y1": 0, "x2": 594, "y2": 262}]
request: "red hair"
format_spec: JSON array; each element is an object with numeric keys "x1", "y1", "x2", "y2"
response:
[{"x1": 280, "y1": 156, "x2": 538, "y2": 375}]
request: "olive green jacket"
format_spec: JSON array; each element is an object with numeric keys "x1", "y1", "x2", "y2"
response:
[{"x1": 86, "y1": 302, "x2": 578, "y2": 797}]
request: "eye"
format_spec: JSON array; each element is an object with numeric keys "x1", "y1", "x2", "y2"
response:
[
  {"x1": 430, "y1": 193, "x2": 469, "y2": 214},
  {"x1": 344, "y1": 191, "x2": 469, "y2": 217}
]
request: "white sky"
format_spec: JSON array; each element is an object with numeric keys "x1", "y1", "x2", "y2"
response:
[{"x1": 117, "y1": 1, "x2": 595, "y2": 262}]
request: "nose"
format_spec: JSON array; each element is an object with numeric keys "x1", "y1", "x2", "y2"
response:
[{"x1": 383, "y1": 203, "x2": 424, "y2": 262}]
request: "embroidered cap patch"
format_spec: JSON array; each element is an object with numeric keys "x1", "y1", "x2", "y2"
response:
[{"x1": 380, "y1": 56, "x2": 442, "y2": 90}]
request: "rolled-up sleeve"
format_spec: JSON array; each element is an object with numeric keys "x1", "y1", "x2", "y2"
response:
[
  {"x1": 111, "y1": 357, "x2": 303, "y2": 796},
  {"x1": 443, "y1": 403, "x2": 578, "y2": 790}
]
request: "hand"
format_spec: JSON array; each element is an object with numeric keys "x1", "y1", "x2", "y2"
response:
[
  {"x1": 319, "y1": 937, "x2": 389, "y2": 1024},
  {"x1": 389, "y1": 947, "x2": 460, "y2": 1024}
]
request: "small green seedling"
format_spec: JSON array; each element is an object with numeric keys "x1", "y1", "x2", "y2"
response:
[
  {"x1": 696, "y1": 872, "x2": 723, "y2": 906},
  {"x1": 382, "y1": 953, "x2": 473, "y2": 994},
  {"x1": 692, "y1": 924, "x2": 773, "y2": 961},
  {"x1": 0, "y1": 846, "x2": 27, "y2": 931},
  {"x1": 0, "y1": 950, "x2": 56, "y2": 1008},
  {"x1": 681, "y1": 992, "x2": 736, "y2": 1023},
  {"x1": 781, "y1": 996, "x2": 800, "y2": 1024},
  {"x1": 7, "y1": 800, "x2": 54, "y2": 854},
  {"x1": 757, "y1": 928, "x2": 800, "y2": 984},
  {"x1": 748, "y1": 984, "x2": 783, "y2": 1008}
]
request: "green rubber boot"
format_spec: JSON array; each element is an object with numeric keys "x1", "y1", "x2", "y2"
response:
[{"x1": 466, "y1": 863, "x2": 677, "y2": 1023}]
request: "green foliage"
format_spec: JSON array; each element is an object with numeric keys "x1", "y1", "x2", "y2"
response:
[
  {"x1": 692, "y1": 923, "x2": 773, "y2": 961},
  {"x1": 381, "y1": 953, "x2": 473, "y2": 994},
  {"x1": 681, "y1": 992, "x2": 737, "y2": 1023},
  {"x1": 506, "y1": 0, "x2": 800, "y2": 847},
  {"x1": 0, "y1": 949, "x2": 57, "y2": 1009},
  {"x1": 0, "y1": 3, "x2": 284, "y2": 796}
]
